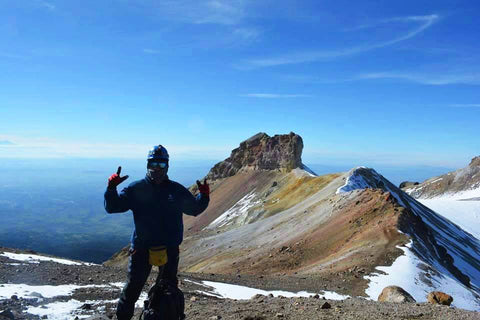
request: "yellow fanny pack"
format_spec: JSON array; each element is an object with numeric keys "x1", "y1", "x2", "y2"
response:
[{"x1": 148, "y1": 246, "x2": 168, "y2": 266}]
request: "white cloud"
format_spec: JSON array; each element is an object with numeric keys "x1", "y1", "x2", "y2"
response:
[
  {"x1": 243, "y1": 14, "x2": 439, "y2": 68},
  {"x1": 37, "y1": 0, "x2": 56, "y2": 11},
  {"x1": 143, "y1": 48, "x2": 161, "y2": 54},
  {"x1": 138, "y1": 0, "x2": 259, "y2": 47},
  {"x1": 357, "y1": 71, "x2": 480, "y2": 85},
  {"x1": 232, "y1": 27, "x2": 260, "y2": 42},
  {"x1": 152, "y1": 0, "x2": 248, "y2": 25},
  {"x1": 198, "y1": 0, "x2": 245, "y2": 24},
  {"x1": 278, "y1": 74, "x2": 356, "y2": 84},
  {"x1": 0, "y1": 135, "x2": 229, "y2": 160},
  {"x1": 343, "y1": 15, "x2": 437, "y2": 31},
  {"x1": 241, "y1": 93, "x2": 313, "y2": 98},
  {"x1": 450, "y1": 104, "x2": 480, "y2": 108}
]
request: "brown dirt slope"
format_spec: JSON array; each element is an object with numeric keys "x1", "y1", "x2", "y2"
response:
[
  {"x1": 185, "y1": 170, "x2": 340, "y2": 234},
  {"x1": 184, "y1": 170, "x2": 284, "y2": 233},
  {"x1": 180, "y1": 181, "x2": 412, "y2": 297}
]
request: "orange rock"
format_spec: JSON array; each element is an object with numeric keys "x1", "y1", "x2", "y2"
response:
[
  {"x1": 427, "y1": 291, "x2": 453, "y2": 306},
  {"x1": 384, "y1": 192, "x2": 391, "y2": 201}
]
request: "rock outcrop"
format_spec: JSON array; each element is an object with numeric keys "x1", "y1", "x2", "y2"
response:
[
  {"x1": 206, "y1": 132, "x2": 304, "y2": 181},
  {"x1": 378, "y1": 286, "x2": 416, "y2": 303},
  {"x1": 470, "y1": 156, "x2": 480, "y2": 167},
  {"x1": 427, "y1": 291, "x2": 453, "y2": 306}
]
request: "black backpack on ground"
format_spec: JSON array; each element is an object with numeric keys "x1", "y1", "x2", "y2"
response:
[{"x1": 141, "y1": 280, "x2": 185, "y2": 320}]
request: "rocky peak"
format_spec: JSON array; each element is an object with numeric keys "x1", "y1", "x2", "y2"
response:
[
  {"x1": 469, "y1": 156, "x2": 480, "y2": 167},
  {"x1": 206, "y1": 132, "x2": 304, "y2": 180}
]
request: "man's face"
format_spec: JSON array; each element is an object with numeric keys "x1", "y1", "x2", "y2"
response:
[{"x1": 147, "y1": 160, "x2": 169, "y2": 183}]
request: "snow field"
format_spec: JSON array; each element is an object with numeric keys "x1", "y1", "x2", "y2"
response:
[
  {"x1": 418, "y1": 197, "x2": 480, "y2": 240},
  {"x1": 365, "y1": 242, "x2": 480, "y2": 311},
  {"x1": 412, "y1": 186, "x2": 480, "y2": 239}
]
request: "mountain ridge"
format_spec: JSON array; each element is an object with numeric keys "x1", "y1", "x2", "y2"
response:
[
  {"x1": 104, "y1": 134, "x2": 480, "y2": 310},
  {"x1": 3, "y1": 133, "x2": 480, "y2": 318},
  {"x1": 405, "y1": 155, "x2": 480, "y2": 199}
]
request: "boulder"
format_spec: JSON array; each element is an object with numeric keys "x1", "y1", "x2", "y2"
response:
[
  {"x1": 399, "y1": 181, "x2": 419, "y2": 189},
  {"x1": 427, "y1": 291, "x2": 453, "y2": 306},
  {"x1": 378, "y1": 286, "x2": 416, "y2": 303}
]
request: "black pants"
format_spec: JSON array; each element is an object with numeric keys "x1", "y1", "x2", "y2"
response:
[{"x1": 116, "y1": 246, "x2": 180, "y2": 320}]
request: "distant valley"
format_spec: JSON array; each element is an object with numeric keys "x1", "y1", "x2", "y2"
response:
[
  {"x1": 0, "y1": 158, "x2": 454, "y2": 263},
  {"x1": 0, "y1": 158, "x2": 213, "y2": 263}
]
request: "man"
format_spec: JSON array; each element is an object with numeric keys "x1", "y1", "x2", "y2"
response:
[{"x1": 104, "y1": 145, "x2": 210, "y2": 320}]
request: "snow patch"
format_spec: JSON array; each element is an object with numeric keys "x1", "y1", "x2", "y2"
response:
[
  {"x1": 207, "y1": 191, "x2": 261, "y2": 229},
  {"x1": 0, "y1": 251, "x2": 97, "y2": 266},
  {"x1": 27, "y1": 297, "x2": 120, "y2": 319},
  {"x1": 336, "y1": 167, "x2": 406, "y2": 206},
  {"x1": 109, "y1": 282, "x2": 125, "y2": 289},
  {"x1": 185, "y1": 279, "x2": 349, "y2": 300},
  {"x1": 292, "y1": 167, "x2": 315, "y2": 178},
  {"x1": 428, "y1": 178, "x2": 443, "y2": 184},
  {"x1": 1, "y1": 282, "x2": 132, "y2": 319},
  {"x1": 106, "y1": 282, "x2": 146, "y2": 307},
  {"x1": 405, "y1": 184, "x2": 426, "y2": 194},
  {"x1": 27, "y1": 300, "x2": 88, "y2": 320},
  {"x1": 336, "y1": 167, "x2": 368, "y2": 194},
  {"x1": 300, "y1": 165, "x2": 317, "y2": 177},
  {"x1": 365, "y1": 242, "x2": 480, "y2": 311},
  {"x1": 136, "y1": 292, "x2": 148, "y2": 308},
  {"x1": 0, "y1": 283, "x2": 108, "y2": 300}
]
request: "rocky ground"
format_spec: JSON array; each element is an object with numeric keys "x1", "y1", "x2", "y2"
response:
[{"x1": 1, "y1": 248, "x2": 480, "y2": 320}]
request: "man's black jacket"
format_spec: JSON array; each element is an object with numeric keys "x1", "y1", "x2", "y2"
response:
[{"x1": 104, "y1": 176, "x2": 209, "y2": 249}]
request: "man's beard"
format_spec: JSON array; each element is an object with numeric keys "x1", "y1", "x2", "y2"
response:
[{"x1": 147, "y1": 169, "x2": 168, "y2": 183}]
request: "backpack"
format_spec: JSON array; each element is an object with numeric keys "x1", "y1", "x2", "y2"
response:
[{"x1": 141, "y1": 281, "x2": 185, "y2": 320}]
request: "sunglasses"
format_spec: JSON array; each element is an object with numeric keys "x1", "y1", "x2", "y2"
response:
[{"x1": 148, "y1": 161, "x2": 168, "y2": 169}]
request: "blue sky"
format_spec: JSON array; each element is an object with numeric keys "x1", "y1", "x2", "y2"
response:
[{"x1": 0, "y1": 0, "x2": 479, "y2": 168}]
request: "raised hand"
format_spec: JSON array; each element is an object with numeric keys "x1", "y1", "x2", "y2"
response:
[
  {"x1": 196, "y1": 178, "x2": 210, "y2": 196},
  {"x1": 108, "y1": 166, "x2": 129, "y2": 189}
]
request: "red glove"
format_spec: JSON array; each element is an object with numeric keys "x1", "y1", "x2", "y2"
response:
[
  {"x1": 196, "y1": 178, "x2": 210, "y2": 196},
  {"x1": 108, "y1": 166, "x2": 129, "y2": 189}
]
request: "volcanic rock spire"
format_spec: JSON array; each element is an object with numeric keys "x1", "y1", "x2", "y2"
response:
[{"x1": 206, "y1": 132, "x2": 304, "y2": 180}]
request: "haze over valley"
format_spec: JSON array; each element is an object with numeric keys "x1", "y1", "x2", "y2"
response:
[{"x1": 0, "y1": 157, "x2": 454, "y2": 263}]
